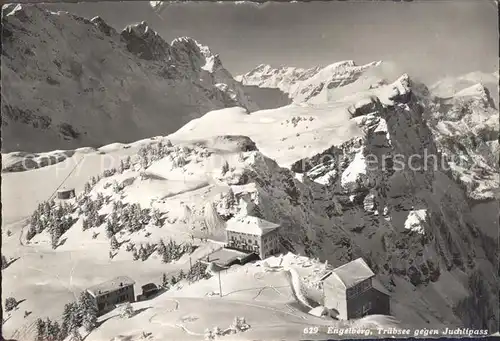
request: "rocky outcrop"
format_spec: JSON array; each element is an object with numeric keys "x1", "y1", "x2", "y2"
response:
[
  {"x1": 273, "y1": 75, "x2": 498, "y2": 331},
  {"x1": 120, "y1": 21, "x2": 171, "y2": 61}
]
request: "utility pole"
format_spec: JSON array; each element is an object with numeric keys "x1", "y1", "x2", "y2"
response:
[
  {"x1": 189, "y1": 257, "x2": 192, "y2": 271},
  {"x1": 218, "y1": 271, "x2": 222, "y2": 297},
  {"x1": 322, "y1": 283, "x2": 325, "y2": 306}
]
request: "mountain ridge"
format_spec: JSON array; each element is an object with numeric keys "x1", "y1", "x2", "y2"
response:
[{"x1": 1, "y1": 4, "x2": 258, "y2": 153}]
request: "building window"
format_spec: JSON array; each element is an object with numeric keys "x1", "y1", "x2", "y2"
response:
[
  {"x1": 354, "y1": 308, "x2": 362, "y2": 318},
  {"x1": 362, "y1": 301, "x2": 372, "y2": 314}
]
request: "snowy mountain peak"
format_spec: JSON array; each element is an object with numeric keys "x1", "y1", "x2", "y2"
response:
[
  {"x1": 455, "y1": 83, "x2": 492, "y2": 101},
  {"x1": 237, "y1": 60, "x2": 386, "y2": 103},
  {"x1": 324, "y1": 59, "x2": 356, "y2": 69}
]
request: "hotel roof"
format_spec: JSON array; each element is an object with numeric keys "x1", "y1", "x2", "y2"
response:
[
  {"x1": 86, "y1": 276, "x2": 135, "y2": 297},
  {"x1": 321, "y1": 258, "x2": 375, "y2": 289},
  {"x1": 225, "y1": 215, "x2": 280, "y2": 236}
]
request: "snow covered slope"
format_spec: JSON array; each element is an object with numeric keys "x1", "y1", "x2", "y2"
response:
[
  {"x1": 171, "y1": 73, "x2": 499, "y2": 332},
  {"x1": 2, "y1": 5, "x2": 498, "y2": 338},
  {"x1": 3, "y1": 67, "x2": 498, "y2": 340},
  {"x1": 235, "y1": 60, "x2": 389, "y2": 103},
  {"x1": 430, "y1": 71, "x2": 499, "y2": 106},
  {"x1": 1, "y1": 4, "x2": 258, "y2": 153}
]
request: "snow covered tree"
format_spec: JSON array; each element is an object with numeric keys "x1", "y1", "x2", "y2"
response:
[
  {"x1": 47, "y1": 319, "x2": 61, "y2": 341},
  {"x1": 213, "y1": 326, "x2": 223, "y2": 337},
  {"x1": 170, "y1": 275, "x2": 177, "y2": 286},
  {"x1": 178, "y1": 269, "x2": 185, "y2": 280},
  {"x1": 151, "y1": 208, "x2": 162, "y2": 227},
  {"x1": 35, "y1": 318, "x2": 46, "y2": 341},
  {"x1": 157, "y1": 239, "x2": 166, "y2": 256},
  {"x1": 84, "y1": 181, "x2": 92, "y2": 194},
  {"x1": 51, "y1": 224, "x2": 62, "y2": 249},
  {"x1": 105, "y1": 221, "x2": 115, "y2": 239},
  {"x1": 221, "y1": 160, "x2": 229, "y2": 175},
  {"x1": 78, "y1": 291, "x2": 97, "y2": 332},
  {"x1": 110, "y1": 236, "x2": 119, "y2": 250},
  {"x1": 230, "y1": 316, "x2": 249, "y2": 331},
  {"x1": 4, "y1": 297, "x2": 17, "y2": 312},
  {"x1": 187, "y1": 261, "x2": 211, "y2": 282},
  {"x1": 204, "y1": 328, "x2": 215, "y2": 341},
  {"x1": 121, "y1": 302, "x2": 134, "y2": 318},
  {"x1": 221, "y1": 188, "x2": 236, "y2": 210},
  {"x1": 96, "y1": 193, "x2": 104, "y2": 207},
  {"x1": 70, "y1": 328, "x2": 83, "y2": 341},
  {"x1": 112, "y1": 181, "x2": 124, "y2": 194},
  {"x1": 1, "y1": 254, "x2": 8, "y2": 270},
  {"x1": 140, "y1": 154, "x2": 149, "y2": 169},
  {"x1": 82, "y1": 217, "x2": 90, "y2": 231},
  {"x1": 61, "y1": 302, "x2": 79, "y2": 338},
  {"x1": 162, "y1": 273, "x2": 169, "y2": 288},
  {"x1": 119, "y1": 159, "x2": 126, "y2": 173},
  {"x1": 125, "y1": 242, "x2": 135, "y2": 252},
  {"x1": 161, "y1": 249, "x2": 171, "y2": 264}
]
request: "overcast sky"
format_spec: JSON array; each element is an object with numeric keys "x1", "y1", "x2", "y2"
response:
[{"x1": 47, "y1": 1, "x2": 498, "y2": 84}]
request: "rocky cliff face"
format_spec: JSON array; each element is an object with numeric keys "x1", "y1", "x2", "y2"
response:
[
  {"x1": 1, "y1": 4, "x2": 258, "y2": 153},
  {"x1": 208, "y1": 74, "x2": 498, "y2": 331}
]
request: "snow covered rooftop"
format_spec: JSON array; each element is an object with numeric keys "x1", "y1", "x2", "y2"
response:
[
  {"x1": 322, "y1": 257, "x2": 375, "y2": 289},
  {"x1": 225, "y1": 215, "x2": 280, "y2": 236},
  {"x1": 87, "y1": 276, "x2": 136, "y2": 297}
]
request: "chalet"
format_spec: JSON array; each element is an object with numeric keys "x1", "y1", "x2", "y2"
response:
[
  {"x1": 319, "y1": 258, "x2": 390, "y2": 320},
  {"x1": 225, "y1": 215, "x2": 280, "y2": 259},
  {"x1": 137, "y1": 283, "x2": 159, "y2": 301},
  {"x1": 57, "y1": 188, "x2": 75, "y2": 200},
  {"x1": 86, "y1": 276, "x2": 135, "y2": 315}
]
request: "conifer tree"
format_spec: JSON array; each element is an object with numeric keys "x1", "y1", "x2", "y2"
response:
[
  {"x1": 157, "y1": 239, "x2": 166, "y2": 256},
  {"x1": 1, "y1": 254, "x2": 8, "y2": 270},
  {"x1": 61, "y1": 302, "x2": 79, "y2": 338},
  {"x1": 48, "y1": 320, "x2": 61, "y2": 341},
  {"x1": 222, "y1": 160, "x2": 229, "y2": 174},
  {"x1": 78, "y1": 291, "x2": 97, "y2": 332},
  {"x1": 170, "y1": 275, "x2": 177, "y2": 286},
  {"x1": 35, "y1": 318, "x2": 46, "y2": 341},
  {"x1": 51, "y1": 224, "x2": 62, "y2": 249},
  {"x1": 162, "y1": 273, "x2": 169, "y2": 288},
  {"x1": 110, "y1": 236, "x2": 119, "y2": 250},
  {"x1": 125, "y1": 156, "x2": 131, "y2": 169},
  {"x1": 71, "y1": 328, "x2": 83, "y2": 341},
  {"x1": 151, "y1": 208, "x2": 162, "y2": 227}
]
